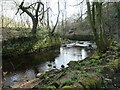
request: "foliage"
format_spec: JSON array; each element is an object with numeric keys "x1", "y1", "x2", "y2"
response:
[
  {"x1": 2, "y1": 29, "x2": 62, "y2": 57},
  {"x1": 95, "y1": 67, "x2": 103, "y2": 73}
]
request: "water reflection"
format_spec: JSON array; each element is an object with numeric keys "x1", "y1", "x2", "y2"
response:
[
  {"x1": 3, "y1": 69, "x2": 35, "y2": 87},
  {"x1": 54, "y1": 47, "x2": 86, "y2": 69}
]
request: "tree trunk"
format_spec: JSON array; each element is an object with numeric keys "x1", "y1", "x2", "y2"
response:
[
  {"x1": 87, "y1": 2, "x2": 99, "y2": 49},
  {"x1": 32, "y1": 19, "x2": 38, "y2": 35}
]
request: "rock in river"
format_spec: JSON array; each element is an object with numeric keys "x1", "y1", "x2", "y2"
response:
[{"x1": 36, "y1": 73, "x2": 41, "y2": 78}]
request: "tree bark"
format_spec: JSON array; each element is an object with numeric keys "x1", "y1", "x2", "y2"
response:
[{"x1": 32, "y1": 19, "x2": 38, "y2": 34}]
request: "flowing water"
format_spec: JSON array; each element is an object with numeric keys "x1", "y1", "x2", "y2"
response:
[{"x1": 3, "y1": 41, "x2": 95, "y2": 88}]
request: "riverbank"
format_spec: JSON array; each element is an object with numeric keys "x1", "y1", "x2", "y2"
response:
[
  {"x1": 3, "y1": 41, "x2": 93, "y2": 88},
  {"x1": 31, "y1": 41, "x2": 120, "y2": 89},
  {"x1": 2, "y1": 34, "x2": 62, "y2": 58},
  {"x1": 3, "y1": 40, "x2": 120, "y2": 89}
]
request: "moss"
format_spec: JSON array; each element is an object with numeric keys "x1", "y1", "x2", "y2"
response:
[
  {"x1": 45, "y1": 86, "x2": 56, "y2": 90},
  {"x1": 68, "y1": 61, "x2": 80, "y2": 68},
  {"x1": 50, "y1": 81, "x2": 60, "y2": 88},
  {"x1": 95, "y1": 66, "x2": 103, "y2": 73},
  {"x1": 101, "y1": 65, "x2": 114, "y2": 75},
  {"x1": 61, "y1": 86, "x2": 73, "y2": 90},
  {"x1": 71, "y1": 75, "x2": 78, "y2": 81},
  {"x1": 62, "y1": 79, "x2": 74, "y2": 86},
  {"x1": 32, "y1": 45, "x2": 119, "y2": 89},
  {"x1": 39, "y1": 73, "x2": 46, "y2": 79},
  {"x1": 89, "y1": 59, "x2": 98, "y2": 66},
  {"x1": 102, "y1": 59, "x2": 120, "y2": 73},
  {"x1": 91, "y1": 52, "x2": 100, "y2": 60},
  {"x1": 78, "y1": 74, "x2": 102, "y2": 89},
  {"x1": 109, "y1": 59, "x2": 120, "y2": 71},
  {"x1": 73, "y1": 83, "x2": 84, "y2": 88}
]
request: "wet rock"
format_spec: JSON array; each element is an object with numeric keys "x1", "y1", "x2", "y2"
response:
[
  {"x1": 36, "y1": 73, "x2": 41, "y2": 78},
  {"x1": 39, "y1": 73, "x2": 46, "y2": 79},
  {"x1": 104, "y1": 78, "x2": 112, "y2": 83},
  {"x1": 106, "y1": 51, "x2": 110, "y2": 54},
  {"x1": 62, "y1": 44, "x2": 67, "y2": 47},
  {"x1": 79, "y1": 42, "x2": 84, "y2": 44},
  {"x1": 88, "y1": 44, "x2": 92, "y2": 47},
  {"x1": 13, "y1": 80, "x2": 18, "y2": 82},
  {"x1": 48, "y1": 64, "x2": 52, "y2": 67},
  {"x1": 53, "y1": 66, "x2": 56, "y2": 68},
  {"x1": 61, "y1": 65, "x2": 65, "y2": 68}
]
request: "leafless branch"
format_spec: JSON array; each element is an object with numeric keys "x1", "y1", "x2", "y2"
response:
[{"x1": 70, "y1": 0, "x2": 84, "y2": 7}]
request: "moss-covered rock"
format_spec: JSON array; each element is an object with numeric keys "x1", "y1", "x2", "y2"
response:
[
  {"x1": 67, "y1": 61, "x2": 80, "y2": 68},
  {"x1": 90, "y1": 52, "x2": 100, "y2": 60},
  {"x1": 108, "y1": 59, "x2": 120, "y2": 72},
  {"x1": 61, "y1": 86, "x2": 73, "y2": 90},
  {"x1": 78, "y1": 73, "x2": 102, "y2": 89},
  {"x1": 73, "y1": 83, "x2": 84, "y2": 88},
  {"x1": 49, "y1": 81, "x2": 60, "y2": 88},
  {"x1": 45, "y1": 86, "x2": 56, "y2": 90},
  {"x1": 102, "y1": 59, "x2": 120, "y2": 74}
]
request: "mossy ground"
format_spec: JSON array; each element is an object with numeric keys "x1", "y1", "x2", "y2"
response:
[
  {"x1": 33, "y1": 42, "x2": 120, "y2": 89},
  {"x1": 3, "y1": 29, "x2": 120, "y2": 89},
  {"x1": 2, "y1": 34, "x2": 62, "y2": 58}
]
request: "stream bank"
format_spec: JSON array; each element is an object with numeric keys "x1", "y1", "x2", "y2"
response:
[
  {"x1": 2, "y1": 38, "x2": 120, "y2": 89},
  {"x1": 2, "y1": 35, "x2": 62, "y2": 58},
  {"x1": 32, "y1": 41, "x2": 120, "y2": 89},
  {"x1": 3, "y1": 41, "x2": 94, "y2": 88}
]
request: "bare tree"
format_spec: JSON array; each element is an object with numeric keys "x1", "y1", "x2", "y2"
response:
[{"x1": 17, "y1": 0, "x2": 44, "y2": 35}]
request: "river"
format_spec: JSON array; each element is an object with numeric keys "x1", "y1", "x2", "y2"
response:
[{"x1": 3, "y1": 41, "x2": 95, "y2": 88}]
